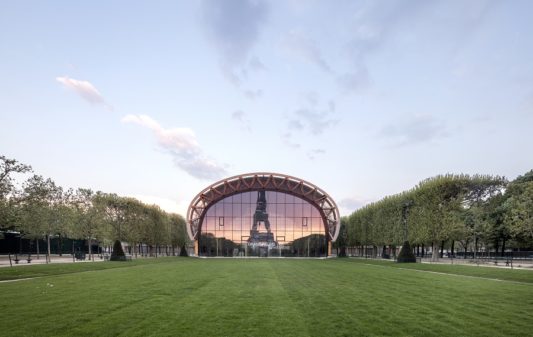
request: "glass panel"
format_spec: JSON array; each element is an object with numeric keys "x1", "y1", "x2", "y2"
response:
[
  {"x1": 312, "y1": 217, "x2": 322, "y2": 232},
  {"x1": 198, "y1": 190, "x2": 328, "y2": 257},
  {"x1": 224, "y1": 203, "x2": 232, "y2": 217},
  {"x1": 295, "y1": 203, "x2": 302, "y2": 217},
  {"x1": 286, "y1": 194, "x2": 294, "y2": 203},
  {"x1": 311, "y1": 206, "x2": 320, "y2": 218},
  {"x1": 303, "y1": 203, "x2": 312, "y2": 217},
  {"x1": 286, "y1": 203, "x2": 294, "y2": 217}
]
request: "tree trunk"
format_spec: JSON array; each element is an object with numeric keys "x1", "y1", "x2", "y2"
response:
[
  {"x1": 440, "y1": 240, "x2": 445, "y2": 258},
  {"x1": 450, "y1": 240, "x2": 455, "y2": 257},
  {"x1": 501, "y1": 239, "x2": 506, "y2": 257},
  {"x1": 431, "y1": 241, "x2": 439, "y2": 261},
  {"x1": 36, "y1": 239, "x2": 40, "y2": 260},
  {"x1": 88, "y1": 237, "x2": 93, "y2": 261},
  {"x1": 46, "y1": 234, "x2": 51, "y2": 264},
  {"x1": 474, "y1": 237, "x2": 479, "y2": 259},
  {"x1": 416, "y1": 244, "x2": 420, "y2": 257}
]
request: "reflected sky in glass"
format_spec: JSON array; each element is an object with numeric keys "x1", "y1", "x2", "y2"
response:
[{"x1": 203, "y1": 191, "x2": 323, "y2": 243}]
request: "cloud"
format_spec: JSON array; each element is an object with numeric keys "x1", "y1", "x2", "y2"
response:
[
  {"x1": 283, "y1": 94, "x2": 338, "y2": 148},
  {"x1": 337, "y1": 68, "x2": 370, "y2": 94},
  {"x1": 289, "y1": 108, "x2": 338, "y2": 135},
  {"x1": 201, "y1": 0, "x2": 268, "y2": 85},
  {"x1": 282, "y1": 31, "x2": 332, "y2": 73},
  {"x1": 338, "y1": 196, "x2": 371, "y2": 214},
  {"x1": 307, "y1": 148, "x2": 326, "y2": 160},
  {"x1": 336, "y1": 2, "x2": 411, "y2": 94},
  {"x1": 288, "y1": 119, "x2": 304, "y2": 131},
  {"x1": 282, "y1": 132, "x2": 301, "y2": 149},
  {"x1": 338, "y1": 0, "x2": 495, "y2": 94},
  {"x1": 231, "y1": 110, "x2": 251, "y2": 131},
  {"x1": 56, "y1": 76, "x2": 109, "y2": 108},
  {"x1": 380, "y1": 115, "x2": 449, "y2": 146},
  {"x1": 249, "y1": 56, "x2": 267, "y2": 71},
  {"x1": 130, "y1": 194, "x2": 183, "y2": 214},
  {"x1": 301, "y1": 91, "x2": 319, "y2": 106},
  {"x1": 244, "y1": 89, "x2": 263, "y2": 100},
  {"x1": 122, "y1": 114, "x2": 227, "y2": 180},
  {"x1": 231, "y1": 110, "x2": 245, "y2": 121}
]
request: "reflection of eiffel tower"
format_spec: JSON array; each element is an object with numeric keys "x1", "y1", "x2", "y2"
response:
[{"x1": 249, "y1": 191, "x2": 275, "y2": 244}]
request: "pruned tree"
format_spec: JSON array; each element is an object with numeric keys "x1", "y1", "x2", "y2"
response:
[
  {"x1": 19, "y1": 175, "x2": 64, "y2": 263},
  {"x1": 170, "y1": 213, "x2": 189, "y2": 256},
  {"x1": 0, "y1": 155, "x2": 32, "y2": 232},
  {"x1": 71, "y1": 188, "x2": 107, "y2": 261}
]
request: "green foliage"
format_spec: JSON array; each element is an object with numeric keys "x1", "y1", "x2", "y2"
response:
[
  {"x1": 1, "y1": 157, "x2": 192, "y2": 256},
  {"x1": 170, "y1": 214, "x2": 189, "y2": 247},
  {"x1": 334, "y1": 219, "x2": 348, "y2": 257},
  {"x1": 504, "y1": 179, "x2": 533, "y2": 246},
  {"x1": 0, "y1": 156, "x2": 32, "y2": 231},
  {"x1": 18, "y1": 175, "x2": 66, "y2": 239},
  {"x1": 0, "y1": 155, "x2": 32, "y2": 199},
  {"x1": 345, "y1": 173, "x2": 509, "y2": 254}
]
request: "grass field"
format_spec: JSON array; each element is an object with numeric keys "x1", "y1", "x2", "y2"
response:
[{"x1": 1, "y1": 258, "x2": 532, "y2": 337}]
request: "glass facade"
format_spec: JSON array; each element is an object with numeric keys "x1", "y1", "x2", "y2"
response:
[{"x1": 198, "y1": 191, "x2": 327, "y2": 257}]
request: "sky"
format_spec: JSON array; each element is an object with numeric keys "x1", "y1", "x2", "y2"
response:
[{"x1": 1, "y1": 0, "x2": 532, "y2": 216}]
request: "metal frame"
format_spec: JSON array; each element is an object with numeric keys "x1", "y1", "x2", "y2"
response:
[{"x1": 186, "y1": 172, "x2": 341, "y2": 242}]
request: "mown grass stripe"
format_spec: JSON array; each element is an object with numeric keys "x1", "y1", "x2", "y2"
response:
[{"x1": 1, "y1": 258, "x2": 532, "y2": 337}]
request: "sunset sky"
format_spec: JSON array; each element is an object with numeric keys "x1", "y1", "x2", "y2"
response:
[{"x1": 1, "y1": 0, "x2": 532, "y2": 216}]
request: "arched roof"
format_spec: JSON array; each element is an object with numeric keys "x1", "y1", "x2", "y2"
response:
[{"x1": 186, "y1": 172, "x2": 341, "y2": 242}]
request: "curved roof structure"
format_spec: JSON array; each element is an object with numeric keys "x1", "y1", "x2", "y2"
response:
[{"x1": 187, "y1": 172, "x2": 341, "y2": 242}]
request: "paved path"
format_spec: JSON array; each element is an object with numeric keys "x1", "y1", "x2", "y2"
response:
[
  {"x1": 361, "y1": 262, "x2": 533, "y2": 286},
  {"x1": 0, "y1": 254, "x2": 104, "y2": 268}
]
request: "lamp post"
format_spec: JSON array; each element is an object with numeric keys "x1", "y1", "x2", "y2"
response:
[
  {"x1": 402, "y1": 200, "x2": 414, "y2": 242},
  {"x1": 398, "y1": 200, "x2": 416, "y2": 263}
]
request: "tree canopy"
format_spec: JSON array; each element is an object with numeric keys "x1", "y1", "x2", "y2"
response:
[
  {"x1": 345, "y1": 172, "x2": 533, "y2": 256},
  {"x1": 0, "y1": 155, "x2": 189, "y2": 258}
]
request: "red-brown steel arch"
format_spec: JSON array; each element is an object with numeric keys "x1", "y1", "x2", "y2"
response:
[{"x1": 186, "y1": 172, "x2": 341, "y2": 242}]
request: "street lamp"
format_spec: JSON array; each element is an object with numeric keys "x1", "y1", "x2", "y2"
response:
[
  {"x1": 402, "y1": 200, "x2": 414, "y2": 242},
  {"x1": 398, "y1": 200, "x2": 416, "y2": 263}
]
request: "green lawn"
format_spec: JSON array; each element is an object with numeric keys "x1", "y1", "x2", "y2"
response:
[
  {"x1": 343, "y1": 258, "x2": 533, "y2": 284},
  {"x1": 0, "y1": 258, "x2": 175, "y2": 281},
  {"x1": 1, "y1": 258, "x2": 532, "y2": 337}
]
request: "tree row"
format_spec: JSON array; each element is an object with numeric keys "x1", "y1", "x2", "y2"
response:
[
  {"x1": 0, "y1": 155, "x2": 189, "y2": 262},
  {"x1": 344, "y1": 171, "x2": 533, "y2": 259}
]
